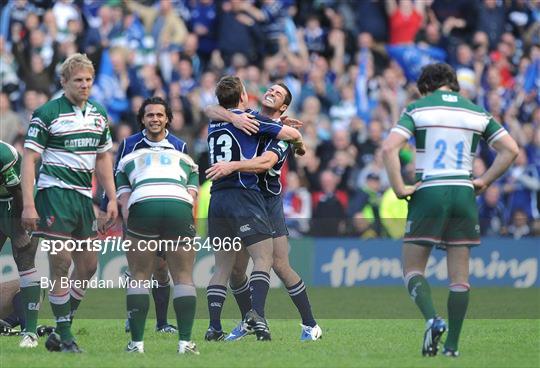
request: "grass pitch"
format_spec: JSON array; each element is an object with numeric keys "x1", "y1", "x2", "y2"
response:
[{"x1": 1, "y1": 288, "x2": 539, "y2": 368}]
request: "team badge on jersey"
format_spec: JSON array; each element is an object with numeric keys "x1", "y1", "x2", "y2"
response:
[{"x1": 46, "y1": 215, "x2": 56, "y2": 227}]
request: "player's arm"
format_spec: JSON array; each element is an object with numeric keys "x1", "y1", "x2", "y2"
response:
[
  {"x1": 115, "y1": 166, "x2": 132, "y2": 224},
  {"x1": 100, "y1": 138, "x2": 126, "y2": 213},
  {"x1": 20, "y1": 149, "x2": 41, "y2": 231},
  {"x1": 204, "y1": 104, "x2": 260, "y2": 135},
  {"x1": 275, "y1": 124, "x2": 302, "y2": 142},
  {"x1": 382, "y1": 131, "x2": 417, "y2": 199},
  {"x1": 96, "y1": 151, "x2": 118, "y2": 230},
  {"x1": 206, "y1": 151, "x2": 279, "y2": 181},
  {"x1": 186, "y1": 158, "x2": 199, "y2": 203},
  {"x1": 473, "y1": 134, "x2": 519, "y2": 194}
]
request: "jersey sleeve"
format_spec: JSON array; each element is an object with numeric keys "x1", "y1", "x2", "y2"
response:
[
  {"x1": 24, "y1": 109, "x2": 50, "y2": 154},
  {"x1": 255, "y1": 115, "x2": 283, "y2": 139},
  {"x1": 97, "y1": 121, "x2": 113, "y2": 153},
  {"x1": 482, "y1": 116, "x2": 508, "y2": 146},
  {"x1": 391, "y1": 109, "x2": 415, "y2": 139},
  {"x1": 115, "y1": 164, "x2": 131, "y2": 197},
  {"x1": 264, "y1": 139, "x2": 289, "y2": 162},
  {"x1": 186, "y1": 160, "x2": 199, "y2": 193},
  {"x1": 0, "y1": 147, "x2": 21, "y2": 188}
]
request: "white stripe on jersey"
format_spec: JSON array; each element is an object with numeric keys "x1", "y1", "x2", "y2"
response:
[
  {"x1": 117, "y1": 148, "x2": 198, "y2": 207},
  {"x1": 37, "y1": 173, "x2": 92, "y2": 198},
  {"x1": 42, "y1": 149, "x2": 97, "y2": 171}
]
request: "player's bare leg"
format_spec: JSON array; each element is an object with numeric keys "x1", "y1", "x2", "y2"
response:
[
  {"x1": 69, "y1": 249, "x2": 98, "y2": 321},
  {"x1": 152, "y1": 256, "x2": 175, "y2": 332},
  {"x1": 272, "y1": 236, "x2": 320, "y2": 340},
  {"x1": 443, "y1": 246, "x2": 471, "y2": 357},
  {"x1": 166, "y1": 242, "x2": 199, "y2": 354},
  {"x1": 403, "y1": 243, "x2": 446, "y2": 356},
  {"x1": 206, "y1": 249, "x2": 236, "y2": 340},
  {"x1": 124, "y1": 236, "x2": 155, "y2": 353}
]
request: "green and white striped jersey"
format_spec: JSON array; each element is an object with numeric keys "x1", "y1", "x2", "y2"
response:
[
  {"x1": 392, "y1": 90, "x2": 508, "y2": 189},
  {"x1": 0, "y1": 140, "x2": 21, "y2": 201},
  {"x1": 115, "y1": 147, "x2": 199, "y2": 207},
  {"x1": 24, "y1": 95, "x2": 112, "y2": 198}
]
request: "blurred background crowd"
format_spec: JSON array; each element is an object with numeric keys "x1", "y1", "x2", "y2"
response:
[{"x1": 1, "y1": 0, "x2": 539, "y2": 238}]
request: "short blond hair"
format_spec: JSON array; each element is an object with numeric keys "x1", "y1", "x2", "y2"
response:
[{"x1": 60, "y1": 53, "x2": 95, "y2": 81}]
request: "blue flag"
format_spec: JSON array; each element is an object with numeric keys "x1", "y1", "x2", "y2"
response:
[
  {"x1": 523, "y1": 58, "x2": 540, "y2": 103},
  {"x1": 386, "y1": 45, "x2": 447, "y2": 81},
  {"x1": 355, "y1": 48, "x2": 371, "y2": 121}
]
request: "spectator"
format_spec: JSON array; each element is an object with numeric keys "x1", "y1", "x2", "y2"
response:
[
  {"x1": 283, "y1": 171, "x2": 312, "y2": 237},
  {"x1": 385, "y1": 0, "x2": 426, "y2": 45},
  {"x1": 311, "y1": 170, "x2": 347, "y2": 237},
  {"x1": 0, "y1": 92, "x2": 24, "y2": 144},
  {"x1": 347, "y1": 173, "x2": 384, "y2": 236},
  {"x1": 503, "y1": 148, "x2": 540, "y2": 222},
  {"x1": 478, "y1": 185, "x2": 506, "y2": 236},
  {"x1": 189, "y1": 0, "x2": 218, "y2": 66},
  {"x1": 506, "y1": 208, "x2": 532, "y2": 239},
  {"x1": 477, "y1": 0, "x2": 506, "y2": 48},
  {"x1": 216, "y1": 0, "x2": 262, "y2": 65}
]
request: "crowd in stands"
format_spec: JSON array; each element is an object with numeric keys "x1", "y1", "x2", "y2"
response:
[{"x1": 1, "y1": 0, "x2": 539, "y2": 238}]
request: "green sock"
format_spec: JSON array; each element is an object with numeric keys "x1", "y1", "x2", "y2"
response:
[
  {"x1": 174, "y1": 296, "x2": 196, "y2": 341},
  {"x1": 70, "y1": 296, "x2": 82, "y2": 312},
  {"x1": 127, "y1": 293, "x2": 149, "y2": 342},
  {"x1": 20, "y1": 285, "x2": 41, "y2": 334},
  {"x1": 444, "y1": 289, "x2": 470, "y2": 351},
  {"x1": 50, "y1": 300, "x2": 73, "y2": 342},
  {"x1": 407, "y1": 274, "x2": 437, "y2": 321}
]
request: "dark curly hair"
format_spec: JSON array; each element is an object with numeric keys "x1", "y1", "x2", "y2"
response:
[
  {"x1": 417, "y1": 63, "x2": 460, "y2": 95},
  {"x1": 137, "y1": 96, "x2": 173, "y2": 130}
]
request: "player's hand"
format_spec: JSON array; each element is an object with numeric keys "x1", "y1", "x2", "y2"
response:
[
  {"x1": 280, "y1": 115, "x2": 304, "y2": 129},
  {"x1": 206, "y1": 162, "x2": 236, "y2": 181},
  {"x1": 21, "y1": 206, "x2": 39, "y2": 232},
  {"x1": 231, "y1": 112, "x2": 259, "y2": 135},
  {"x1": 394, "y1": 184, "x2": 419, "y2": 199},
  {"x1": 472, "y1": 178, "x2": 488, "y2": 195},
  {"x1": 293, "y1": 140, "x2": 306, "y2": 156},
  {"x1": 99, "y1": 200, "x2": 118, "y2": 233}
]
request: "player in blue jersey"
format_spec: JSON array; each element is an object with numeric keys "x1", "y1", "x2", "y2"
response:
[
  {"x1": 205, "y1": 76, "x2": 305, "y2": 341},
  {"x1": 205, "y1": 83, "x2": 322, "y2": 341}
]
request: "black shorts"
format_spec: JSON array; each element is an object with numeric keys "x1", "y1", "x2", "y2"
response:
[
  {"x1": 208, "y1": 189, "x2": 272, "y2": 246},
  {"x1": 264, "y1": 195, "x2": 289, "y2": 238}
]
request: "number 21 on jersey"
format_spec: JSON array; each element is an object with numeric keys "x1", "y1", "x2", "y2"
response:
[{"x1": 433, "y1": 139, "x2": 465, "y2": 169}]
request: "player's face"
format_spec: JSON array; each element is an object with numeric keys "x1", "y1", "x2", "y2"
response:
[
  {"x1": 262, "y1": 85, "x2": 288, "y2": 113},
  {"x1": 62, "y1": 67, "x2": 94, "y2": 107},
  {"x1": 142, "y1": 104, "x2": 168, "y2": 137}
]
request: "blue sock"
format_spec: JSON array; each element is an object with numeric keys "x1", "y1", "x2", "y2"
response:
[
  {"x1": 249, "y1": 271, "x2": 270, "y2": 318},
  {"x1": 152, "y1": 278, "x2": 170, "y2": 328},
  {"x1": 230, "y1": 277, "x2": 251, "y2": 319},
  {"x1": 287, "y1": 280, "x2": 316, "y2": 327},
  {"x1": 4, "y1": 292, "x2": 24, "y2": 329},
  {"x1": 206, "y1": 285, "x2": 227, "y2": 331}
]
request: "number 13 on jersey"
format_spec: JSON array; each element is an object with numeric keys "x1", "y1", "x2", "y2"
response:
[{"x1": 209, "y1": 134, "x2": 234, "y2": 164}]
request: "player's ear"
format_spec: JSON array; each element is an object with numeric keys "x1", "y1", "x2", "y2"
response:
[{"x1": 280, "y1": 104, "x2": 288, "y2": 113}]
